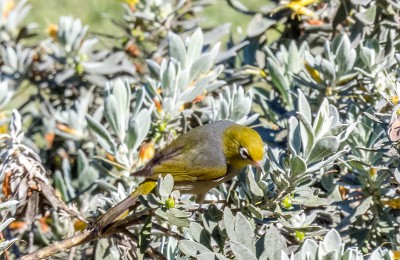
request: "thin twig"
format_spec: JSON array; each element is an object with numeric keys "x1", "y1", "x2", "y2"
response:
[
  {"x1": 20, "y1": 229, "x2": 96, "y2": 260},
  {"x1": 152, "y1": 223, "x2": 186, "y2": 241}
]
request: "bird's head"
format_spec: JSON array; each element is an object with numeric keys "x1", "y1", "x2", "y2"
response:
[{"x1": 222, "y1": 124, "x2": 265, "y2": 172}]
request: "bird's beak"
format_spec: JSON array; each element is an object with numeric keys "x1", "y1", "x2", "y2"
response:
[{"x1": 252, "y1": 160, "x2": 265, "y2": 175}]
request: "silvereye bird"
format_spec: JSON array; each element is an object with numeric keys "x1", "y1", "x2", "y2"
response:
[{"x1": 94, "y1": 120, "x2": 264, "y2": 232}]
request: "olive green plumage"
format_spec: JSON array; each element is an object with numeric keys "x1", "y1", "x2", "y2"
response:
[{"x1": 94, "y1": 120, "x2": 264, "y2": 232}]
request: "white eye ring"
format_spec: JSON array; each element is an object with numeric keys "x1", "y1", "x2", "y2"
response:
[{"x1": 239, "y1": 147, "x2": 249, "y2": 159}]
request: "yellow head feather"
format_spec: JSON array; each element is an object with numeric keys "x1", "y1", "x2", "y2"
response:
[{"x1": 222, "y1": 124, "x2": 264, "y2": 169}]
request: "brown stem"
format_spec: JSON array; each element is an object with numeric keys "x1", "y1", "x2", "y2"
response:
[{"x1": 20, "y1": 229, "x2": 96, "y2": 260}]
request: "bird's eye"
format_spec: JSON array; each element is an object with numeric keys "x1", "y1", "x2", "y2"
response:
[{"x1": 239, "y1": 147, "x2": 249, "y2": 159}]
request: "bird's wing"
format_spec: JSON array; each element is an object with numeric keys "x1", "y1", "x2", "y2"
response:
[{"x1": 134, "y1": 143, "x2": 227, "y2": 182}]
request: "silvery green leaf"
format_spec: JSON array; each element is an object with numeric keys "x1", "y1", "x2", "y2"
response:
[
  {"x1": 267, "y1": 57, "x2": 292, "y2": 106},
  {"x1": 146, "y1": 194, "x2": 164, "y2": 208},
  {"x1": 355, "y1": 5, "x2": 376, "y2": 25},
  {"x1": 359, "y1": 46, "x2": 375, "y2": 67},
  {"x1": 131, "y1": 87, "x2": 145, "y2": 119},
  {"x1": 205, "y1": 79, "x2": 225, "y2": 92},
  {"x1": 127, "y1": 119, "x2": 139, "y2": 152},
  {"x1": 306, "y1": 150, "x2": 347, "y2": 173},
  {"x1": 0, "y1": 200, "x2": 18, "y2": 210},
  {"x1": 95, "y1": 238, "x2": 120, "y2": 260},
  {"x1": 197, "y1": 252, "x2": 228, "y2": 260},
  {"x1": 235, "y1": 212, "x2": 255, "y2": 252},
  {"x1": 158, "y1": 174, "x2": 174, "y2": 197},
  {"x1": 223, "y1": 207, "x2": 236, "y2": 241},
  {"x1": 209, "y1": 42, "x2": 221, "y2": 59},
  {"x1": 180, "y1": 86, "x2": 204, "y2": 104},
  {"x1": 296, "y1": 239, "x2": 318, "y2": 259},
  {"x1": 62, "y1": 157, "x2": 76, "y2": 198},
  {"x1": 177, "y1": 69, "x2": 190, "y2": 91},
  {"x1": 179, "y1": 240, "x2": 211, "y2": 256},
  {"x1": 203, "y1": 23, "x2": 230, "y2": 44},
  {"x1": 319, "y1": 229, "x2": 344, "y2": 256},
  {"x1": 247, "y1": 14, "x2": 274, "y2": 38},
  {"x1": 95, "y1": 180, "x2": 118, "y2": 192},
  {"x1": 288, "y1": 117, "x2": 301, "y2": 155},
  {"x1": 320, "y1": 59, "x2": 336, "y2": 82},
  {"x1": 342, "y1": 249, "x2": 363, "y2": 260},
  {"x1": 287, "y1": 41, "x2": 302, "y2": 74},
  {"x1": 105, "y1": 95, "x2": 124, "y2": 142},
  {"x1": 162, "y1": 62, "x2": 176, "y2": 95},
  {"x1": 230, "y1": 240, "x2": 257, "y2": 260},
  {"x1": 139, "y1": 216, "x2": 152, "y2": 254},
  {"x1": 307, "y1": 136, "x2": 340, "y2": 164},
  {"x1": 246, "y1": 171, "x2": 264, "y2": 197},
  {"x1": 147, "y1": 59, "x2": 161, "y2": 78},
  {"x1": 291, "y1": 156, "x2": 307, "y2": 176},
  {"x1": 189, "y1": 222, "x2": 211, "y2": 249},
  {"x1": 186, "y1": 28, "x2": 203, "y2": 66},
  {"x1": 351, "y1": 0, "x2": 371, "y2": 4},
  {"x1": 54, "y1": 170, "x2": 68, "y2": 205},
  {"x1": 336, "y1": 34, "x2": 356, "y2": 76},
  {"x1": 86, "y1": 115, "x2": 114, "y2": 153},
  {"x1": 368, "y1": 248, "x2": 392, "y2": 260},
  {"x1": 128, "y1": 107, "x2": 152, "y2": 151},
  {"x1": 328, "y1": 105, "x2": 340, "y2": 128},
  {"x1": 256, "y1": 226, "x2": 287, "y2": 260},
  {"x1": 297, "y1": 89, "x2": 311, "y2": 123},
  {"x1": 247, "y1": 204, "x2": 263, "y2": 219},
  {"x1": 190, "y1": 54, "x2": 213, "y2": 82},
  {"x1": 113, "y1": 80, "x2": 131, "y2": 123},
  {"x1": 353, "y1": 196, "x2": 372, "y2": 217},
  {"x1": 0, "y1": 218, "x2": 14, "y2": 232},
  {"x1": 169, "y1": 33, "x2": 187, "y2": 67},
  {"x1": 297, "y1": 113, "x2": 315, "y2": 157},
  {"x1": 0, "y1": 239, "x2": 17, "y2": 254}
]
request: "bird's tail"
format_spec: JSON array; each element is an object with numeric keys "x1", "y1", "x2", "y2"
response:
[{"x1": 93, "y1": 180, "x2": 157, "y2": 233}]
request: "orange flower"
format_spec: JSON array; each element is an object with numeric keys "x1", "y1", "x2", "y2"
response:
[
  {"x1": 2, "y1": 172, "x2": 11, "y2": 198},
  {"x1": 307, "y1": 19, "x2": 324, "y2": 25},
  {"x1": 193, "y1": 90, "x2": 207, "y2": 104},
  {"x1": 126, "y1": 44, "x2": 140, "y2": 57},
  {"x1": 105, "y1": 153, "x2": 116, "y2": 162},
  {"x1": 39, "y1": 216, "x2": 50, "y2": 233},
  {"x1": 153, "y1": 98, "x2": 163, "y2": 113},
  {"x1": 2, "y1": 0, "x2": 15, "y2": 18},
  {"x1": 45, "y1": 132, "x2": 55, "y2": 149},
  {"x1": 74, "y1": 219, "x2": 88, "y2": 231},
  {"x1": 56, "y1": 123, "x2": 78, "y2": 135},
  {"x1": 139, "y1": 142, "x2": 155, "y2": 164},
  {"x1": 9, "y1": 221, "x2": 26, "y2": 230},
  {"x1": 47, "y1": 24, "x2": 58, "y2": 40}
]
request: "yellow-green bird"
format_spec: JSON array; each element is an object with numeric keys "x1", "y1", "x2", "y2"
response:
[{"x1": 94, "y1": 120, "x2": 264, "y2": 232}]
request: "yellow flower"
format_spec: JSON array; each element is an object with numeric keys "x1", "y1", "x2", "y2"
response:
[
  {"x1": 304, "y1": 62, "x2": 321, "y2": 83},
  {"x1": 119, "y1": 0, "x2": 139, "y2": 10},
  {"x1": 391, "y1": 95, "x2": 399, "y2": 105},
  {"x1": 272, "y1": 0, "x2": 317, "y2": 19},
  {"x1": 382, "y1": 198, "x2": 400, "y2": 209},
  {"x1": 0, "y1": 112, "x2": 8, "y2": 134}
]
